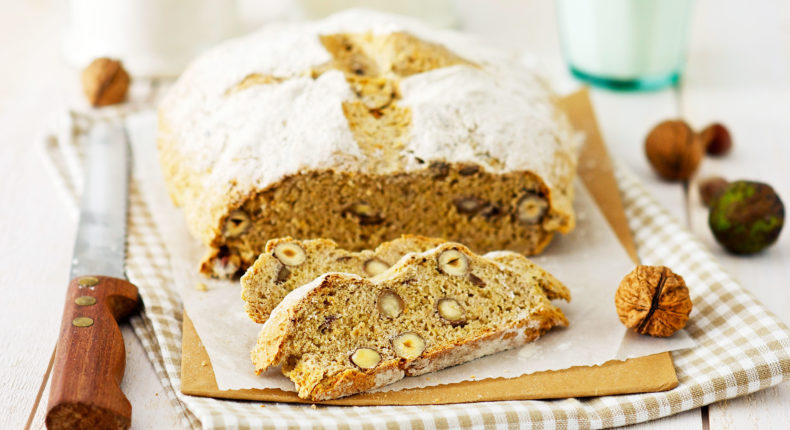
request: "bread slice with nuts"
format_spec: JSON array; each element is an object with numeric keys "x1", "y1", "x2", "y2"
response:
[
  {"x1": 241, "y1": 235, "x2": 570, "y2": 323},
  {"x1": 251, "y1": 242, "x2": 569, "y2": 400}
]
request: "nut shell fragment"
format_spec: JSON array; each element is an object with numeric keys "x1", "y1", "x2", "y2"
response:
[
  {"x1": 392, "y1": 332, "x2": 426, "y2": 359},
  {"x1": 350, "y1": 348, "x2": 381, "y2": 369},
  {"x1": 273, "y1": 242, "x2": 306, "y2": 266},
  {"x1": 437, "y1": 249, "x2": 468, "y2": 276}
]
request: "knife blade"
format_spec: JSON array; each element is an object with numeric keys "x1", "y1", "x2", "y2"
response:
[{"x1": 46, "y1": 122, "x2": 139, "y2": 430}]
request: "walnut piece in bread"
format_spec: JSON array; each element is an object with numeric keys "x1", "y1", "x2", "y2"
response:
[
  {"x1": 251, "y1": 243, "x2": 570, "y2": 400},
  {"x1": 241, "y1": 235, "x2": 570, "y2": 324}
]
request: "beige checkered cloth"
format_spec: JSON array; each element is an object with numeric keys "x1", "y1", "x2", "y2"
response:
[{"x1": 42, "y1": 110, "x2": 790, "y2": 429}]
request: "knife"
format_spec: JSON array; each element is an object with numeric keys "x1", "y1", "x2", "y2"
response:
[{"x1": 45, "y1": 122, "x2": 139, "y2": 430}]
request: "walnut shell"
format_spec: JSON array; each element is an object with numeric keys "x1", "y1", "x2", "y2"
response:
[
  {"x1": 644, "y1": 120, "x2": 704, "y2": 181},
  {"x1": 81, "y1": 58, "x2": 130, "y2": 107},
  {"x1": 709, "y1": 180, "x2": 785, "y2": 254},
  {"x1": 615, "y1": 265, "x2": 692, "y2": 337}
]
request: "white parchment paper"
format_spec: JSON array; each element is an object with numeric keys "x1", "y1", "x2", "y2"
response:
[{"x1": 127, "y1": 111, "x2": 695, "y2": 393}]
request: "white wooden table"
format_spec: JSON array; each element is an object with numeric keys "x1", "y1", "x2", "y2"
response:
[{"x1": 2, "y1": 0, "x2": 788, "y2": 428}]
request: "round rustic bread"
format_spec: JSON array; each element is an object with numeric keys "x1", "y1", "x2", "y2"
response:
[{"x1": 158, "y1": 9, "x2": 580, "y2": 278}]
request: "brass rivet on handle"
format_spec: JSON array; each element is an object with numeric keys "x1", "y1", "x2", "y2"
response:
[
  {"x1": 75, "y1": 296, "x2": 97, "y2": 306},
  {"x1": 77, "y1": 276, "x2": 99, "y2": 287},
  {"x1": 72, "y1": 317, "x2": 94, "y2": 327}
]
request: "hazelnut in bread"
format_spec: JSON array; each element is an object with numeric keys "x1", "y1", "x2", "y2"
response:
[
  {"x1": 251, "y1": 243, "x2": 570, "y2": 400},
  {"x1": 241, "y1": 235, "x2": 570, "y2": 324}
]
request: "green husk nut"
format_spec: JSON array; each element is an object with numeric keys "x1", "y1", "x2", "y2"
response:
[{"x1": 708, "y1": 180, "x2": 784, "y2": 254}]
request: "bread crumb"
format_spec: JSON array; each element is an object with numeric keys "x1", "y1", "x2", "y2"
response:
[
  {"x1": 310, "y1": 404, "x2": 317, "y2": 409},
  {"x1": 260, "y1": 404, "x2": 266, "y2": 408},
  {"x1": 200, "y1": 360, "x2": 207, "y2": 367},
  {"x1": 469, "y1": 375, "x2": 476, "y2": 379},
  {"x1": 196, "y1": 282, "x2": 208, "y2": 292}
]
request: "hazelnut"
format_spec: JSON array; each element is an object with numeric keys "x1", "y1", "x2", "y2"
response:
[
  {"x1": 345, "y1": 202, "x2": 384, "y2": 225},
  {"x1": 645, "y1": 120, "x2": 704, "y2": 181},
  {"x1": 454, "y1": 197, "x2": 484, "y2": 215},
  {"x1": 516, "y1": 192, "x2": 548, "y2": 224},
  {"x1": 377, "y1": 289, "x2": 404, "y2": 318},
  {"x1": 350, "y1": 348, "x2": 381, "y2": 369},
  {"x1": 698, "y1": 176, "x2": 729, "y2": 208},
  {"x1": 708, "y1": 180, "x2": 784, "y2": 254},
  {"x1": 273, "y1": 242, "x2": 306, "y2": 266},
  {"x1": 392, "y1": 332, "x2": 426, "y2": 359},
  {"x1": 699, "y1": 123, "x2": 732, "y2": 156},
  {"x1": 81, "y1": 58, "x2": 130, "y2": 107},
  {"x1": 438, "y1": 249, "x2": 468, "y2": 276},
  {"x1": 437, "y1": 298, "x2": 466, "y2": 325},
  {"x1": 364, "y1": 258, "x2": 390, "y2": 276},
  {"x1": 223, "y1": 210, "x2": 251, "y2": 238},
  {"x1": 615, "y1": 265, "x2": 692, "y2": 337}
]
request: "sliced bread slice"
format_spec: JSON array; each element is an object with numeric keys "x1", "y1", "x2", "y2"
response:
[
  {"x1": 251, "y1": 242, "x2": 569, "y2": 400},
  {"x1": 241, "y1": 235, "x2": 570, "y2": 324}
]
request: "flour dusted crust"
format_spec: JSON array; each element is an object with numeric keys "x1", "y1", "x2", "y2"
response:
[
  {"x1": 241, "y1": 235, "x2": 569, "y2": 324},
  {"x1": 251, "y1": 243, "x2": 569, "y2": 400},
  {"x1": 158, "y1": 9, "x2": 580, "y2": 278}
]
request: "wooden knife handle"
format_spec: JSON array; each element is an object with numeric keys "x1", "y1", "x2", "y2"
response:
[{"x1": 46, "y1": 276, "x2": 139, "y2": 430}]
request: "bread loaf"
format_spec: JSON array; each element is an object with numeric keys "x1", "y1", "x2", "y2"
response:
[
  {"x1": 251, "y1": 242, "x2": 570, "y2": 400},
  {"x1": 158, "y1": 10, "x2": 579, "y2": 278}
]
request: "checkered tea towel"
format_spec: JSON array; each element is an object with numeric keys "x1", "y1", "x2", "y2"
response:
[{"x1": 41, "y1": 109, "x2": 790, "y2": 429}]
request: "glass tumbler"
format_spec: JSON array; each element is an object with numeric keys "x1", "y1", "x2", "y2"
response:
[{"x1": 556, "y1": 0, "x2": 694, "y2": 91}]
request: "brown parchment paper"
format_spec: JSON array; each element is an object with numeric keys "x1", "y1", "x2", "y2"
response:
[{"x1": 179, "y1": 88, "x2": 679, "y2": 404}]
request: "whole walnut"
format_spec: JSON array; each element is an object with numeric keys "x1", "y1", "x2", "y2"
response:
[
  {"x1": 645, "y1": 120, "x2": 704, "y2": 181},
  {"x1": 81, "y1": 58, "x2": 130, "y2": 107},
  {"x1": 709, "y1": 180, "x2": 785, "y2": 254},
  {"x1": 615, "y1": 265, "x2": 692, "y2": 337}
]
